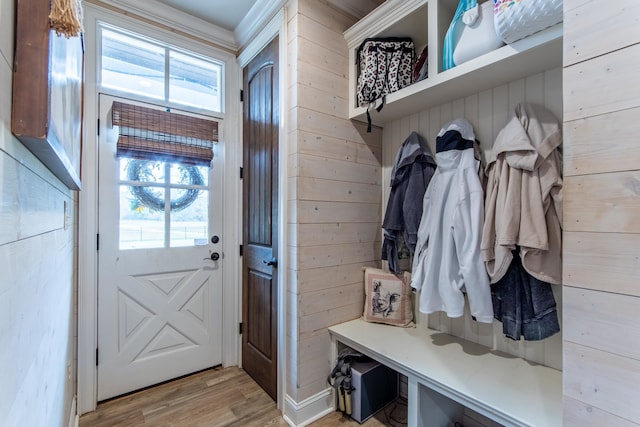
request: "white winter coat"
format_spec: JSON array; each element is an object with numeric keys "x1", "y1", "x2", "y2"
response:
[{"x1": 411, "y1": 119, "x2": 494, "y2": 323}]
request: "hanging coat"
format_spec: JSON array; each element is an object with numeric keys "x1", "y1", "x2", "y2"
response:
[
  {"x1": 382, "y1": 131, "x2": 436, "y2": 274},
  {"x1": 411, "y1": 119, "x2": 493, "y2": 323}
]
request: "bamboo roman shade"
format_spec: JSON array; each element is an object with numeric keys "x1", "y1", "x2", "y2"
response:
[{"x1": 112, "y1": 101, "x2": 218, "y2": 166}]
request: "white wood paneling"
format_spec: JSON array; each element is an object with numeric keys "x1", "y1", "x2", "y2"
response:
[
  {"x1": 564, "y1": 396, "x2": 640, "y2": 427},
  {"x1": 564, "y1": 171, "x2": 640, "y2": 234},
  {"x1": 564, "y1": 232, "x2": 640, "y2": 296},
  {"x1": 295, "y1": 261, "x2": 377, "y2": 294},
  {"x1": 563, "y1": 6, "x2": 640, "y2": 422},
  {"x1": 0, "y1": 154, "x2": 65, "y2": 246},
  {"x1": 564, "y1": 0, "x2": 640, "y2": 67},
  {"x1": 564, "y1": 341, "x2": 640, "y2": 423},
  {"x1": 564, "y1": 286, "x2": 640, "y2": 361},
  {"x1": 1, "y1": 10, "x2": 77, "y2": 424},
  {"x1": 382, "y1": 68, "x2": 564, "y2": 370},
  {"x1": 297, "y1": 0, "x2": 357, "y2": 34},
  {"x1": 564, "y1": 107, "x2": 640, "y2": 176},
  {"x1": 0, "y1": 0, "x2": 14, "y2": 68},
  {"x1": 564, "y1": 43, "x2": 640, "y2": 122},
  {"x1": 288, "y1": 0, "x2": 383, "y2": 404}
]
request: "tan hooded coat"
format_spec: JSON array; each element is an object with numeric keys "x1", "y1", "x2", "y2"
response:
[{"x1": 481, "y1": 103, "x2": 563, "y2": 285}]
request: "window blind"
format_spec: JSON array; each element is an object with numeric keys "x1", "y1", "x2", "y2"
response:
[{"x1": 112, "y1": 101, "x2": 218, "y2": 166}]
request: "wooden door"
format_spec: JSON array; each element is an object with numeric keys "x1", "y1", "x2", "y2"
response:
[
  {"x1": 242, "y1": 36, "x2": 279, "y2": 400},
  {"x1": 97, "y1": 95, "x2": 224, "y2": 400}
]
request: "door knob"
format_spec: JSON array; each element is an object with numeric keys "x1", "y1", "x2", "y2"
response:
[
  {"x1": 210, "y1": 252, "x2": 220, "y2": 261},
  {"x1": 263, "y1": 257, "x2": 278, "y2": 268},
  {"x1": 264, "y1": 258, "x2": 277, "y2": 267}
]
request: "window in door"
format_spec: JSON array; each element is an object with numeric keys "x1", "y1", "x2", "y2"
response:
[{"x1": 111, "y1": 100, "x2": 219, "y2": 250}]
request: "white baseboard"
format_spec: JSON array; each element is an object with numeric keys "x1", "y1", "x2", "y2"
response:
[
  {"x1": 68, "y1": 396, "x2": 78, "y2": 427},
  {"x1": 282, "y1": 388, "x2": 336, "y2": 427}
]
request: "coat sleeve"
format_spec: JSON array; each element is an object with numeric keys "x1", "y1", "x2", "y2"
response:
[
  {"x1": 452, "y1": 178, "x2": 494, "y2": 323},
  {"x1": 410, "y1": 189, "x2": 432, "y2": 291}
]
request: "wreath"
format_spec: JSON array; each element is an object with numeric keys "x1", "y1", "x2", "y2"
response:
[{"x1": 127, "y1": 160, "x2": 204, "y2": 212}]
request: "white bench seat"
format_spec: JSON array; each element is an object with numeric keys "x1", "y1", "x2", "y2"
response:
[{"x1": 328, "y1": 319, "x2": 562, "y2": 427}]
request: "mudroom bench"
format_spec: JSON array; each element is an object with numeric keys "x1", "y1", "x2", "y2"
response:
[{"x1": 328, "y1": 319, "x2": 562, "y2": 427}]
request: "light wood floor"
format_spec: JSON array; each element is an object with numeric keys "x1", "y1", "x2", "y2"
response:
[{"x1": 79, "y1": 366, "x2": 407, "y2": 426}]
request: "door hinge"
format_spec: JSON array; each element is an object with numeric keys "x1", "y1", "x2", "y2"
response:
[
  {"x1": 240, "y1": 89, "x2": 244, "y2": 102},
  {"x1": 96, "y1": 233, "x2": 100, "y2": 251},
  {"x1": 239, "y1": 323, "x2": 243, "y2": 334},
  {"x1": 96, "y1": 348, "x2": 99, "y2": 366},
  {"x1": 97, "y1": 118, "x2": 100, "y2": 136},
  {"x1": 239, "y1": 244, "x2": 243, "y2": 256},
  {"x1": 239, "y1": 166, "x2": 243, "y2": 179}
]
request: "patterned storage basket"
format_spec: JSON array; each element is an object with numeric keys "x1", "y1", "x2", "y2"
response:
[{"x1": 493, "y1": 0, "x2": 563, "y2": 44}]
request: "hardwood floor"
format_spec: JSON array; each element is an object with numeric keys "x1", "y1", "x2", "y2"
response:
[{"x1": 79, "y1": 366, "x2": 406, "y2": 426}]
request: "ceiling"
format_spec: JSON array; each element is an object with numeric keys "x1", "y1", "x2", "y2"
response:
[
  {"x1": 150, "y1": 0, "x2": 384, "y2": 32},
  {"x1": 153, "y1": 0, "x2": 259, "y2": 31}
]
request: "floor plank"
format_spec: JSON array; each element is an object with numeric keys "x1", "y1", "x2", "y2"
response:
[{"x1": 79, "y1": 366, "x2": 406, "y2": 426}]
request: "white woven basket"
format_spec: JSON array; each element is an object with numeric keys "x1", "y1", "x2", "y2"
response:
[{"x1": 493, "y1": 0, "x2": 563, "y2": 44}]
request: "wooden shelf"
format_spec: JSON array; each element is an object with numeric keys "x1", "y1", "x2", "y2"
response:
[{"x1": 329, "y1": 319, "x2": 562, "y2": 427}]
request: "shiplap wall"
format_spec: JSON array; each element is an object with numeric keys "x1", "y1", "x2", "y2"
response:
[
  {"x1": 0, "y1": 0, "x2": 77, "y2": 424},
  {"x1": 562, "y1": 0, "x2": 640, "y2": 425},
  {"x1": 382, "y1": 67, "x2": 564, "y2": 370},
  {"x1": 286, "y1": 0, "x2": 383, "y2": 402}
]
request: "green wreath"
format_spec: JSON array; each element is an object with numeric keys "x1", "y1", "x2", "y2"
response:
[{"x1": 127, "y1": 160, "x2": 204, "y2": 212}]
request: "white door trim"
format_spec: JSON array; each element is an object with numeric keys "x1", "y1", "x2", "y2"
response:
[
  {"x1": 237, "y1": 6, "x2": 288, "y2": 412},
  {"x1": 77, "y1": 3, "x2": 242, "y2": 414}
]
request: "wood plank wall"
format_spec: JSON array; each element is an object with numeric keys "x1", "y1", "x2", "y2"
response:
[
  {"x1": 0, "y1": 0, "x2": 77, "y2": 422},
  {"x1": 382, "y1": 68, "x2": 564, "y2": 371},
  {"x1": 286, "y1": 0, "x2": 383, "y2": 402},
  {"x1": 562, "y1": 0, "x2": 640, "y2": 425}
]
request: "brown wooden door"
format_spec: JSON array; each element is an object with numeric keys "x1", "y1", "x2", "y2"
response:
[{"x1": 242, "y1": 36, "x2": 279, "y2": 400}]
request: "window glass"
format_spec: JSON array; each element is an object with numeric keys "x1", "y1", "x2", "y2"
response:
[
  {"x1": 118, "y1": 159, "x2": 209, "y2": 250},
  {"x1": 120, "y1": 158, "x2": 166, "y2": 183},
  {"x1": 100, "y1": 27, "x2": 223, "y2": 113},
  {"x1": 119, "y1": 185, "x2": 165, "y2": 249},
  {"x1": 170, "y1": 51, "x2": 221, "y2": 111},
  {"x1": 101, "y1": 29, "x2": 165, "y2": 100},
  {"x1": 170, "y1": 188, "x2": 208, "y2": 247}
]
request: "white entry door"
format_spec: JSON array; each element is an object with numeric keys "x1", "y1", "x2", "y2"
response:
[{"x1": 97, "y1": 94, "x2": 224, "y2": 400}]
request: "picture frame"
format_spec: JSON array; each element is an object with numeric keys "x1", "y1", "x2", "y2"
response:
[{"x1": 11, "y1": 0, "x2": 84, "y2": 190}]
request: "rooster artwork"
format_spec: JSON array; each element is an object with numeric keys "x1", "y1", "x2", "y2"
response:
[{"x1": 371, "y1": 280, "x2": 401, "y2": 317}]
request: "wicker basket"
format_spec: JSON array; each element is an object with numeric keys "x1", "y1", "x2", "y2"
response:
[{"x1": 493, "y1": 0, "x2": 563, "y2": 44}]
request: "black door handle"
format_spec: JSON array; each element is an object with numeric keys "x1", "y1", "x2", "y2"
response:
[
  {"x1": 210, "y1": 252, "x2": 220, "y2": 261},
  {"x1": 263, "y1": 257, "x2": 278, "y2": 268}
]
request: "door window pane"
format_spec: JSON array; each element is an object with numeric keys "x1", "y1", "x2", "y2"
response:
[
  {"x1": 101, "y1": 29, "x2": 165, "y2": 100},
  {"x1": 170, "y1": 163, "x2": 208, "y2": 186},
  {"x1": 170, "y1": 188, "x2": 208, "y2": 247},
  {"x1": 170, "y1": 51, "x2": 221, "y2": 111},
  {"x1": 118, "y1": 159, "x2": 209, "y2": 250},
  {"x1": 119, "y1": 185, "x2": 165, "y2": 249},
  {"x1": 121, "y1": 158, "x2": 166, "y2": 183}
]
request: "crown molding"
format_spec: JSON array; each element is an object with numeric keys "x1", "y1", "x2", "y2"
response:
[
  {"x1": 94, "y1": 0, "x2": 238, "y2": 52},
  {"x1": 234, "y1": 0, "x2": 286, "y2": 51}
]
